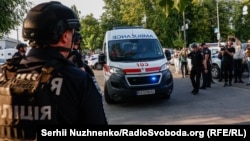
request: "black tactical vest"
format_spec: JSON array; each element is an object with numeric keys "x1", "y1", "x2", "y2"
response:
[{"x1": 0, "y1": 58, "x2": 63, "y2": 140}]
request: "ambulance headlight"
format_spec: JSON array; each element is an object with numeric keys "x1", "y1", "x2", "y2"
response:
[
  {"x1": 109, "y1": 66, "x2": 124, "y2": 74},
  {"x1": 160, "y1": 63, "x2": 169, "y2": 71}
]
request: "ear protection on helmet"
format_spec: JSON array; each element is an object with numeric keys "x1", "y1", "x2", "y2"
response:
[
  {"x1": 73, "y1": 32, "x2": 82, "y2": 43},
  {"x1": 51, "y1": 20, "x2": 67, "y2": 43}
]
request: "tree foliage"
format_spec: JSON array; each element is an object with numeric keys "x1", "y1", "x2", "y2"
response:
[
  {"x1": 80, "y1": 14, "x2": 103, "y2": 51},
  {"x1": 1, "y1": 0, "x2": 250, "y2": 50},
  {"x1": 0, "y1": 0, "x2": 32, "y2": 38}
]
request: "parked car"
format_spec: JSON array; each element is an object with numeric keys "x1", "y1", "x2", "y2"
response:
[
  {"x1": 210, "y1": 46, "x2": 221, "y2": 79},
  {"x1": 88, "y1": 54, "x2": 103, "y2": 70}
]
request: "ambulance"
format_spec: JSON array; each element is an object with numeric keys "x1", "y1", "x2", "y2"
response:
[{"x1": 99, "y1": 26, "x2": 173, "y2": 104}]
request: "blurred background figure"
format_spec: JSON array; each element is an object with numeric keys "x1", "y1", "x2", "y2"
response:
[
  {"x1": 179, "y1": 46, "x2": 188, "y2": 78},
  {"x1": 245, "y1": 40, "x2": 250, "y2": 85},
  {"x1": 233, "y1": 37, "x2": 244, "y2": 83},
  {"x1": 12, "y1": 43, "x2": 28, "y2": 58},
  {"x1": 68, "y1": 32, "x2": 94, "y2": 76},
  {"x1": 173, "y1": 49, "x2": 180, "y2": 74},
  {"x1": 187, "y1": 43, "x2": 203, "y2": 95},
  {"x1": 221, "y1": 40, "x2": 235, "y2": 87},
  {"x1": 200, "y1": 42, "x2": 212, "y2": 89}
]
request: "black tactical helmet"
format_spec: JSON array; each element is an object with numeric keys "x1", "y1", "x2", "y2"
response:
[
  {"x1": 22, "y1": 1, "x2": 80, "y2": 45},
  {"x1": 16, "y1": 43, "x2": 28, "y2": 50}
]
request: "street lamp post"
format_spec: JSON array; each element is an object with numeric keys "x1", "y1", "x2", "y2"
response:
[
  {"x1": 16, "y1": 28, "x2": 19, "y2": 43},
  {"x1": 183, "y1": 11, "x2": 186, "y2": 46},
  {"x1": 216, "y1": 0, "x2": 220, "y2": 42}
]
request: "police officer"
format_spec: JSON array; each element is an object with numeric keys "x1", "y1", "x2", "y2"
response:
[
  {"x1": 68, "y1": 32, "x2": 95, "y2": 76},
  {"x1": 200, "y1": 43, "x2": 212, "y2": 89},
  {"x1": 187, "y1": 43, "x2": 203, "y2": 95},
  {"x1": 222, "y1": 40, "x2": 235, "y2": 86},
  {"x1": 0, "y1": 1, "x2": 107, "y2": 140},
  {"x1": 12, "y1": 42, "x2": 28, "y2": 58}
]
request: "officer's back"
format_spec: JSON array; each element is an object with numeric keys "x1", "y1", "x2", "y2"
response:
[{"x1": 0, "y1": 1, "x2": 107, "y2": 140}]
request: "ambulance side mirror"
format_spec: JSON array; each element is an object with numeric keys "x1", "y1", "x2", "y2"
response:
[{"x1": 98, "y1": 53, "x2": 106, "y2": 64}]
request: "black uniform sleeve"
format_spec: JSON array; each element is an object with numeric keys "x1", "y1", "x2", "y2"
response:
[
  {"x1": 12, "y1": 52, "x2": 21, "y2": 58},
  {"x1": 83, "y1": 63, "x2": 95, "y2": 76},
  {"x1": 80, "y1": 74, "x2": 108, "y2": 125}
]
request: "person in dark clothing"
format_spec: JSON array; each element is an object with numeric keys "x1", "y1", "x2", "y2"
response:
[
  {"x1": 200, "y1": 43, "x2": 212, "y2": 89},
  {"x1": 12, "y1": 42, "x2": 28, "y2": 58},
  {"x1": 187, "y1": 43, "x2": 203, "y2": 95},
  {"x1": 221, "y1": 40, "x2": 235, "y2": 87},
  {"x1": 0, "y1": 1, "x2": 107, "y2": 140},
  {"x1": 68, "y1": 32, "x2": 95, "y2": 76},
  {"x1": 218, "y1": 46, "x2": 225, "y2": 82}
]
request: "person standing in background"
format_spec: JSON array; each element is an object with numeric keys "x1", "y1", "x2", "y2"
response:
[
  {"x1": 187, "y1": 43, "x2": 203, "y2": 95},
  {"x1": 245, "y1": 40, "x2": 250, "y2": 85},
  {"x1": 221, "y1": 40, "x2": 235, "y2": 87},
  {"x1": 179, "y1": 46, "x2": 188, "y2": 78},
  {"x1": 233, "y1": 37, "x2": 244, "y2": 83},
  {"x1": 173, "y1": 49, "x2": 180, "y2": 74},
  {"x1": 200, "y1": 42, "x2": 212, "y2": 89},
  {"x1": 218, "y1": 45, "x2": 225, "y2": 82},
  {"x1": 68, "y1": 32, "x2": 95, "y2": 76},
  {"x1": 12, "y1": 43, "x2": 28, "y2": 58}
]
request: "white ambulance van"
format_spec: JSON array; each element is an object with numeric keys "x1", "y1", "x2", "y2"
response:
[{"x1": 99, "y1": 26, "x2": 173, "y2": 104}]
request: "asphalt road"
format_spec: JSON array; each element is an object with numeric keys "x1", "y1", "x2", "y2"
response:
[{"x1": 93, "y1": 66, "x2": 250, "y2": 125}]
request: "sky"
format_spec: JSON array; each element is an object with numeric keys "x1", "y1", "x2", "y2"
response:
[{"x1": 8, "y1": 0, "x2": 105, "y2": 42}]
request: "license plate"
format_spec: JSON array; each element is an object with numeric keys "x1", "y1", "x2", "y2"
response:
[{"x1": 137, "y1": 89, "x2": 155, "y2": 95}]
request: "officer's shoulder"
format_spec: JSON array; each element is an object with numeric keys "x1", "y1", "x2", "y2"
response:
[{"x1": 204, "y1": 50, "x2": 209, "y2": 53}]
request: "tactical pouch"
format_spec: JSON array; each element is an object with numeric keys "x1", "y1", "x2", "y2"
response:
[{"x1": 0, "y1": 59, "x2": 63, "y2": 140}]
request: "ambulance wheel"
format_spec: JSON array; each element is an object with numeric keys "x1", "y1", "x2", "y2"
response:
[
  {"x1": 162, "y1": 88, "x2": 172, "y2": 99},
  {"x1": 104, "y1": 83, "x2": 116, "y2": 104},
  {"x1": 162, "y1": 93, "x2": 171, "y2": 99}
]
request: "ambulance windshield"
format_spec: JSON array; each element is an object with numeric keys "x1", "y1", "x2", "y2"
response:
[{"x1": 108, "y1": 39, "x2": 164, "y2": 62}]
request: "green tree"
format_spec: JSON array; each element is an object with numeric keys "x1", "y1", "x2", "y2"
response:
[
  {"x1": 159, "y1": 0, "x2": 244, "y2": 44},
  {"x1": 81, "y1": 14, "x2": 103, "y2": 52},
  {"x1": 235, "y1": 2, "x2": 250, "y2": 42},
  {"x1": 0, "y1": 0, "x2": 32, "y2": 38},
  {"x1": 100, "y1": 0, "x2": 124, "y2": 32},
  {"x1": 100, "y1": 0, "x2": 175, "y2": 48},
  {"x1": 97, "y1": 0, "x2": 246, "y2": 49}
]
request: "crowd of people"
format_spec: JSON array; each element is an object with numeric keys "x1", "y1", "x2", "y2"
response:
[{"x1": 171, "y1": 36, "x2": 250, "y2": 95}]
